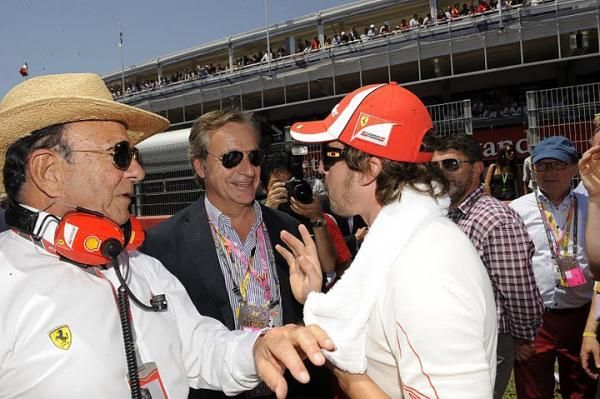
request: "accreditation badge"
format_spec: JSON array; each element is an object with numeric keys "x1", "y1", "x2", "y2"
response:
[
  {"x1": 239, "y1": 303, "x2": 270, "y2": 333},
  {"x1": 556, "y1": 255, "x2": 586, "y2": 288}
]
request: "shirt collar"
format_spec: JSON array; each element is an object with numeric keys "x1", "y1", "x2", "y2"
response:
[
  {"x1": 452, "y1": 186, "x2": 486, "y2": 217},
  {"x1": 204, "y1": 196, "x2": 263, "y2": 233},
  {"x1": 535, "y1": 188, "x2": 574, "y2": 208}
]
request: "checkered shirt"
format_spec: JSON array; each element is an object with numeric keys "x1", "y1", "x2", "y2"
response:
[{"x1": 448, "y1": 187, "x2": 543, "y2": 340}]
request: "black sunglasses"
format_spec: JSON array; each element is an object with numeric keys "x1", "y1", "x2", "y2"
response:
[
  {"x1": 207, "y1": 149, "x2": 265, "y2": 169},
  {"x1": 433, "y1": 158, "x2": 473, "y2": 171},
  {"x1": 321, "y1": 145, "x2": 348, "y2": 171},
  {"x1": 71, "y1": 141, "x2": 139, "y2": 171}
]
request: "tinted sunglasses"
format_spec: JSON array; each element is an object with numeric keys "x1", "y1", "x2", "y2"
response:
[
  {"x1": 534, "y1": 161, "x2": 569, "y2": 172},
  {"x1": 321, "y1": 145, "x2": 348, "y2": 171},
  {"x1": 433, "y1": 158, "x2": 473, "y2": 171},
  {"x1": 71, "y1": 141, "x2": 139, "y2": 171},
  {"x1": 207, "y1": 149, "x2": 265, "y2": 169}
]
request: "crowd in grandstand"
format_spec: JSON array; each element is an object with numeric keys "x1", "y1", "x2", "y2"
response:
[{"x1": 109, "y1": 0, "x2": 550, "y2": 99}]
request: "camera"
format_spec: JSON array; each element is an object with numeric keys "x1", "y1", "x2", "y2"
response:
[{"x1": 285, "y1": 177, "x2": 313, "y2": 204}]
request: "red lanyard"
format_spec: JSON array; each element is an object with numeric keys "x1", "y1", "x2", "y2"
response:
[
  {"x1": 209, "y1": 221, "x2": 275, "y2": 303},
  {"x1": 536, "y1": 194, "x2": 578, "y2": 258}
]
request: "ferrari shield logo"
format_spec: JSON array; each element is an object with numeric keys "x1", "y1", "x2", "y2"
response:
[
  {"x1": 49, "y1": 325, "x2": 72, "y2": 350},
  {"x1": 360, "y1": 115, "x2": 369, "y2": 127}
]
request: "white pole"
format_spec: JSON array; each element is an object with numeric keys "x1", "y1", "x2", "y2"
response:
[{"x1": 264, "y1": 0, "x2": 272, "y2": 76}]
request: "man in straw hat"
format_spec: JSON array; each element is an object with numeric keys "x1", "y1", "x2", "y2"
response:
[
  {"x1": 275, "y1": 82, "x2": 497, "y2": 398},
  {"x1": 0, "y1": 73, "x2": 333, "y2": 398}
]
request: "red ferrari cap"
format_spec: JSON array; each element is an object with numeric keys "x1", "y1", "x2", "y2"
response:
[{"x1": 290, "y1": 83, "x2": 433, "y2": 162}]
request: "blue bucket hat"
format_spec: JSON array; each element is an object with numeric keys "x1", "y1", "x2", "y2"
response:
[{"x1": 532, "y1": 136, "x2": 578, "y2": 164}]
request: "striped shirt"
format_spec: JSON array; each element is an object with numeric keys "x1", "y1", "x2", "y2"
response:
[
  {"x1": 449, "y1": 187, "x2": 543, "y2": 341},
  {"x1": 205, "y1": 197, "x2": 282, "y2": 330},
  {"x1": 510, "y1": 189, "x2": 593, "y2": 310}
]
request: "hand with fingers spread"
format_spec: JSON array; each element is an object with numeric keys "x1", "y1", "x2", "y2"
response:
[
  {"x1": 253, "y1": 324, "x2": 335, "y2": 399},
  {"x1": 276, "y1": 224, "x2": 323, "y2": 304},
  {"x1": 266, "y1": 180, "x2": 289, "y2": 209},
  {"x1": 579, "y1": 145, "x2": 600, "y2": 202}
]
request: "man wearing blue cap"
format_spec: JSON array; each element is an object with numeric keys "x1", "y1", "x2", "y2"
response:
[{"x1": 510, "y1": 136, "x2": 596, "y2": 398}]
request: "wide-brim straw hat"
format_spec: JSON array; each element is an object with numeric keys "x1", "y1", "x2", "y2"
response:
[{"x1": 0, "y1": 73, "x2": 170, "y2": 193}]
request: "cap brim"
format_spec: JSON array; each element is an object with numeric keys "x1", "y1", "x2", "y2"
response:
[{"x1": 290, "y1": 121, "x2": 338, "y2": 143}]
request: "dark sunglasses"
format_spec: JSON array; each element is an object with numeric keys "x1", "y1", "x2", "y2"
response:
[
  {"x1": 433, "y1": 158, "x2": 473, "y2": 171},
  {"x1": 207, "y1": 149, "x2": 265, "y2": 169},
  {"x1": 71, "y1": 141, "x2": 139, "y2": 171},
  {"x1": 534, "y1": 161, "x2": 569, "y2": 172},
  {"x1": 321, "y1": 145, "x2": 348, "y2": 171}
]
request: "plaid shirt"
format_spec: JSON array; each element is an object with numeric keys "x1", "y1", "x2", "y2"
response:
[{"x1": 448, "y1": 187, "x2": 543, "y2": 340}]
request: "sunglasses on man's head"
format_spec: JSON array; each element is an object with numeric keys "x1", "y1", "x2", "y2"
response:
[
  {"x1": 321, "y1": 145, "x2": 348, "y2": 171},
  {"x1": 71, "y1": 141, "x2": 139, "y2": 171},
  {"x1": 432, "y1": 158, "x2": 473, "y2": 171},
  {"x1": 206, "y1": 149, "x2": 265, "y2": 169}
]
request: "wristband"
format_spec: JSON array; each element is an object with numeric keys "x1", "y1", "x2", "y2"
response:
[
  {"x1": 583, "y1": 331, "x2": 597, "y2": 338},
  {"x1": 310, "y1": 219, "x2": 326, "y2": 228}
]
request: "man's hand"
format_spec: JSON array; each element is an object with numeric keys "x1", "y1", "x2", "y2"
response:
[
  {"x1": 514, "y1": 338, "x2": 535, "y2": 362},
  {"x1": 253, "y1": 324, "x2": 335, "y2": 399},
  {"x1": 579, "y1": 145, "x2": 600, "y2": 202},
  {"x1": 276, "y1": 224, "x2": 323, "y2": 304},
  {"x1": 266, "y1": 180, "x2": 289, "y2": 209},
  {"x1": 289, "y1": 196, "x2": 322, "y2": 221},
  {"x1": 581, "y1": 335, "x2": 600, "y2": 379}
]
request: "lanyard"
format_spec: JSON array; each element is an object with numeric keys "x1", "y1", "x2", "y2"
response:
[
  {"x1": 209, "y1": 221, "x2": 279, "y2": 306},
  {"x1": 536, "y1": 194, "x2": 578, "y2": 258}
]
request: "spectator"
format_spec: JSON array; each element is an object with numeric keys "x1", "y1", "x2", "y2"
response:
[
  {"x1": 433, "y1": 134, "x2": 543, "y2": 399},
  {"x1": 409, "y1": 14, "x2": 420, "y2": 28},
  {"x1": 510, "y1": 136, "x2": 596, "y2": 398},
  {"x1": 379, "y1": 21, "x2": 390, "y2": 35},
  {"x1": 485, "y1": 143, "x2": 522, "y2": 200}
]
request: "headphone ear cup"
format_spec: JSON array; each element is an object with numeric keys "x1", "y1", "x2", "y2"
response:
[
  {"x1": 125, "y1": 215, "x2": 145, "y2": 251},
  {"x1": 55, "y1": 212, "x2": 125, "y2": 266}
]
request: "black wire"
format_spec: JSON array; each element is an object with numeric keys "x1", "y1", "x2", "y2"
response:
[
  {"x1": 117, "y1": 283, "x2": 142, "y2": 399},
  {"x1": 112, "y1": 256, "x2": 156, "y2": 312}
]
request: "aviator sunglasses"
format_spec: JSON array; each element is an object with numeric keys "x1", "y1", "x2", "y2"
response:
[
  {"x1": 321, "y1": 145, "x2": 348, "y2": 171},
  {"x1": 71, "y1": 141, "x2": 139, "y2": 171},
  {"x1": 433, "y1": 158, "x2": 474, "y2": 172},
  {"x1": 206, "y1": 149, "x2": 265, "y2": 169}
]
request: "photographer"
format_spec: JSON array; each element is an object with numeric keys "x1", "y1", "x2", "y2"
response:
[{"x1": 262, "y1": 152, "x2": 348, "y2": 275}]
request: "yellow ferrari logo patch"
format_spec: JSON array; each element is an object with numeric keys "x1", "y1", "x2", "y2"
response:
[
  {"x1": 49, "y1": 325, "x2": 72, "y2": 350},
  {"x1": 360, "y1": 115, "x2": 369, "y2": 127}
]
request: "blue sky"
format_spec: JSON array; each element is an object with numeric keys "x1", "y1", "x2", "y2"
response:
[{"x1": 0, "y1": 0, "x2": 351, "y2": 97}]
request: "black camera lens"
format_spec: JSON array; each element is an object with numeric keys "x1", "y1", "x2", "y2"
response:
[{"x1": 285, "y1": 178, "x2": 313, "y2": 204}]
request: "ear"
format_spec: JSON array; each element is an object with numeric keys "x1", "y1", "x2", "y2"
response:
[
  {"x1": 473, "y1": 161, "x2": 484, "y2": 179},
  {"x1": 193, "y1": 158, "x2": 206, "y2": 179},
  {"x1": 358, "y1": 156, "x2": 382, "y2": 186},
  {"x1": 27, "y1": 149, "x2": 64, "y2": 198}
]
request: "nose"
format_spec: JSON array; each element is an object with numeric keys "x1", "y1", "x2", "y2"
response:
[
  {"x1": 237, "y1": 152, "x2": 257, "y2": 176},
  {"x1": 126, "y1": 157, "x2": 145, "y2": 182}
]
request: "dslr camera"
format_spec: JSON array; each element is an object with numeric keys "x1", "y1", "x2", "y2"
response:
[{"x1": 285, "y1": 177, "x2": 313, "y2": 204}]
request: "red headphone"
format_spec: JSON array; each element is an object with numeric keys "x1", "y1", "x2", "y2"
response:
[
  {"x1": 54, "y1": 212, "x2": 145, "y2": 266},
  {"x1": 5, "y1": 202, "x2": 145, "y2": 267}
]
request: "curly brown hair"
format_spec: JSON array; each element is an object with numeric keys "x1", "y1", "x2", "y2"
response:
[{"x1": 343, "y1": 132, "x2": 449, "y2": 205}]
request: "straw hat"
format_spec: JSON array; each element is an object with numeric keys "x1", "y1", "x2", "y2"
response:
[{"x1": 0, "y1": 73, "x2": 170, "y2": 194}]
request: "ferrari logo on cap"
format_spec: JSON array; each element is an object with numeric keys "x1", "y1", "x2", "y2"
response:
[
  {"x1": 360, "y1": 115, "x2": 369, "y2": 127},
  {"x1": 49, "y1": 325, "x2": 72, "y2": 350},
  {"x1": 83, "y1": 236, "x2": 101, "y2": 252}
]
